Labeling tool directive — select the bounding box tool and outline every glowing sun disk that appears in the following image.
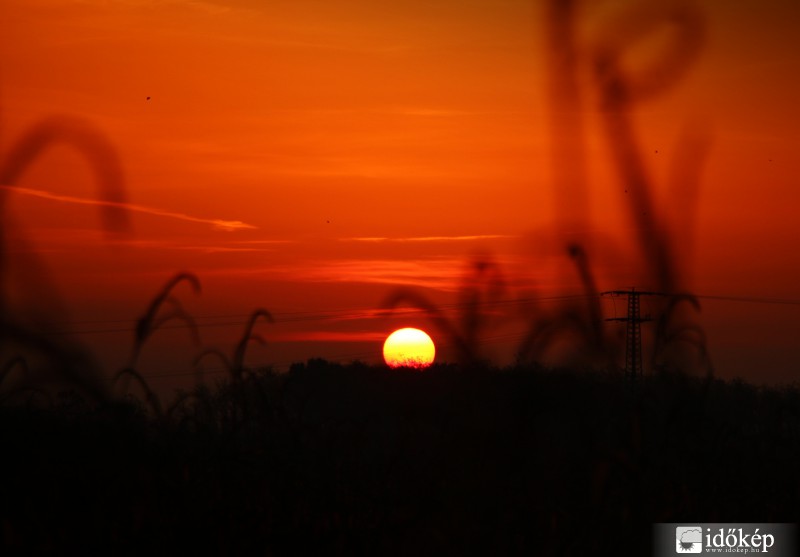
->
[383,328,435,369]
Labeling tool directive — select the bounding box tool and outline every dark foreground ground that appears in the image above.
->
[1,361,799,555]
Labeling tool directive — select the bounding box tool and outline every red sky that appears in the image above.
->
[1,0,799,390]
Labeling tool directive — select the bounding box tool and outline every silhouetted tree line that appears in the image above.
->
[1,361,798,555]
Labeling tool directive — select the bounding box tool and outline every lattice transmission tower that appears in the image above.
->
[601,288,666,379]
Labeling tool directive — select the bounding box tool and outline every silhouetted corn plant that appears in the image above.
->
[232,309,274,382]
[192,308,273,383]
[0,356,30,404]
[227,308,273,428]
[0,117,130,325]
[0,321,114,403]
[533,0,712,377]
[165,390,197,423]
[193,348,233,386]
[516,245,620,369]
[130,272,202,368]
[383,256,505,367]
[188,308,274,433]
[0,115,132,401]
[0,356,52,408]
[166,382,219,435]
[116,272,202,410]
[653,293,713,377]
[0,356,27,390]
[114,367,163,417]
[590,1,709,375]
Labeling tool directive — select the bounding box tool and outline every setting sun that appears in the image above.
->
[383,328,435,369]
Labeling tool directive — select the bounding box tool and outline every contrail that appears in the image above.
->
[0,185,256,231]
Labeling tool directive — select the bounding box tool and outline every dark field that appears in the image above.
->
[2,362,799,555]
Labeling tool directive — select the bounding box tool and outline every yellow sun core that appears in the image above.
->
[383,328,435,369]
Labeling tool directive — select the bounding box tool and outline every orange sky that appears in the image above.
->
[1,0,799,389]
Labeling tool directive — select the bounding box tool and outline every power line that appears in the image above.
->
[44,293,597,336]
[23,290,800,341]
[695,294,800,306]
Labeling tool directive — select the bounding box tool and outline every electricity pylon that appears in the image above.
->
[601,288,665,379]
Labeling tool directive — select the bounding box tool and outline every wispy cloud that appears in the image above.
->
[232,239,296,245]
[195,253,551,292]
[114,240,277,253]
[112,238,296,253]
[194,257,466,291]
[341,234,515,243]
[392,107,502,117]
[274,306,427,325]
[0,185,256,231]
[302,258,466,291]
[270,331,387,343]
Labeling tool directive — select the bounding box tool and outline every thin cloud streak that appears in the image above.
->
[194,257,467,291]
[0,185,256,231]
[110,238,291,253]
[271,331,387,343]
[195,254,550,292]
[274,306,427,325]
[303,258,467,291]
[342,234,515,243]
